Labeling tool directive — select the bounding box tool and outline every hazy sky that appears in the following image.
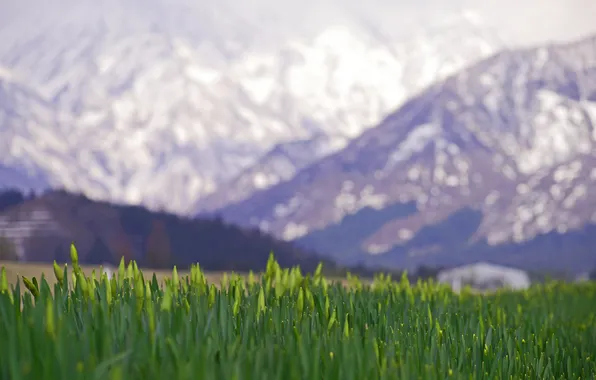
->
[423,0,596,46]
[227,0,596,47]
[1,0,594,48]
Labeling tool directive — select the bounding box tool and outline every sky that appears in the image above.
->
[0,0,594,49]
[435,0,596,46]
[221,0,596,47]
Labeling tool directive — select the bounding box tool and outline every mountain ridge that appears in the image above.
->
[0,188,340,273]
[210,34,596,274]
[0,3,502,213]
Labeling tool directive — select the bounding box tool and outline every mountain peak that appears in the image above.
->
[211,34,596,273]
[1,6,502,214]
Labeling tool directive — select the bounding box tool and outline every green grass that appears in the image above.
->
[0,245,595,380]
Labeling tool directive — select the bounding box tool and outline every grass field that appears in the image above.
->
[1,251,595,379]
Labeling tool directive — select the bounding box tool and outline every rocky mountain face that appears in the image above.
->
[192,17,503,213]
[213,35,596,274]
[0,77,59,192]
[0,0,501,213]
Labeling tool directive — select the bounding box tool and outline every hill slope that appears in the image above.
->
[0,189,330,273]
[212,35,596,274]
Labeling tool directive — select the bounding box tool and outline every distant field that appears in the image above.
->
[1,261,231,287]
[0,261,353,288]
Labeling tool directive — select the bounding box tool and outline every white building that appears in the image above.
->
[575,272,593,283]
[437,262,531,293]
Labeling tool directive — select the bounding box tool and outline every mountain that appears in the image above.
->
[0,72,58,191]
[0,0,501,213]
[211,35,596,274]
[0,189,336,273]
[193,15,503,212]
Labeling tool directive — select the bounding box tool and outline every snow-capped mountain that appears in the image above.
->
[212,35,596,273]
[194,15,503,212]
[0,0,501,213]
[0,71,62,191]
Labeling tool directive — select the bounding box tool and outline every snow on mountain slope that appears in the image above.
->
[0,71,64,190]
[192,14,503,212]
[214,35,596,263]
[0,1,501,213]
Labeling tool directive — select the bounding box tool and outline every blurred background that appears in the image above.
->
[1,0,596,287]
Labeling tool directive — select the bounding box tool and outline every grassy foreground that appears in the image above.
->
[0,244,595,380]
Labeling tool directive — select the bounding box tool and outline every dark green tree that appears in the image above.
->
[0,189,25,212]
[145,220,172,269]
[0,235,19,261]
[87,237,115,265]
[111,230,136,265]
